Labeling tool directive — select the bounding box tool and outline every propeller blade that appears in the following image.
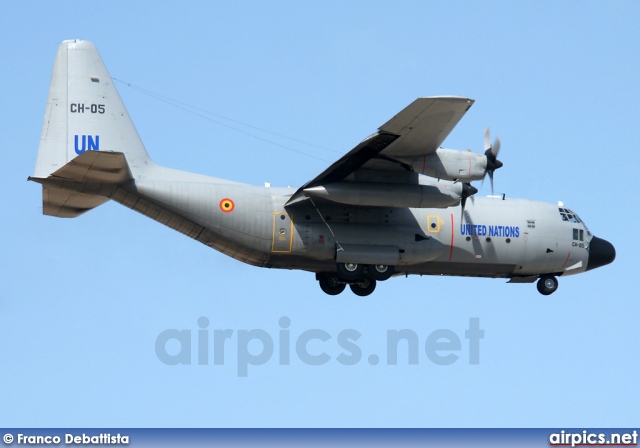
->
[484,127,491,152]
[461,196,467,221]
[492,136,501,158]
[489,171,494,194]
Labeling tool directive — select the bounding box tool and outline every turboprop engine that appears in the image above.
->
[398,148,487,182]
[303,178,477,209]
[397,128,503,189]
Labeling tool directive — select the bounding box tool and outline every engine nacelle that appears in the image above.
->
[303,179,466,208]
[398,148,487,182]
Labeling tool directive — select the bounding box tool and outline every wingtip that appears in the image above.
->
[422,95,475,104]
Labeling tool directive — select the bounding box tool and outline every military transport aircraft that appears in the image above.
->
[30,40,615,296]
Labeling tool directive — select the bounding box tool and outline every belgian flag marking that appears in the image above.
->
[220,198,235,213]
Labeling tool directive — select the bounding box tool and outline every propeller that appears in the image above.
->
[460,182,478,220]
[483,127,503,194]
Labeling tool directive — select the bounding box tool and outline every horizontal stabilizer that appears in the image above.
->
[50,150,133,183]
[42,186,109,218]
[30,151,133,218]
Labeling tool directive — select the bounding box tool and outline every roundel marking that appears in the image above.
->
[219,198,235,213]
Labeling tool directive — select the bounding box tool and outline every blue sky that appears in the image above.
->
[1,1,638,427]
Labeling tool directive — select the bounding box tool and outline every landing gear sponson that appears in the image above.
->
[317,263,396,296]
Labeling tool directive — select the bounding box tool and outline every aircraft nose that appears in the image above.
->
[586,236,616,271]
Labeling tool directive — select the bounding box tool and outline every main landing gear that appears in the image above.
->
[318,263,396,296]
[537,274,559,295]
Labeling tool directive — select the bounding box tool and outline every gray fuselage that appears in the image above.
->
[116,164,591,280]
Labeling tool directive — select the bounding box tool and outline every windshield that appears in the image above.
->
[558,208,581,223]
[559,207,591,236]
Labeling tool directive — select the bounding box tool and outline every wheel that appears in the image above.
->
[336,262,364,281]
[319,275,346,295]
[367,264,395,281]
[350,278,377,296]
[537,275,558,295]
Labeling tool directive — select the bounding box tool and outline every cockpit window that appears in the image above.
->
[559,208,582,223]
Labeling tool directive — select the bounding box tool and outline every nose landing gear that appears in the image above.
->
[537,275,559,295]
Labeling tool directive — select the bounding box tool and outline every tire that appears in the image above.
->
[367,264,395,281]
[350,278,377,297]
[537,275,558,295]
[336,262,364,281]
[319,275,346,295]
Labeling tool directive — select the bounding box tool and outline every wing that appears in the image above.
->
[379,96,474,157]
[287,96,474,207]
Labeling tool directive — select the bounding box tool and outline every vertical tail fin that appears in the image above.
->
[34,39,152,179]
